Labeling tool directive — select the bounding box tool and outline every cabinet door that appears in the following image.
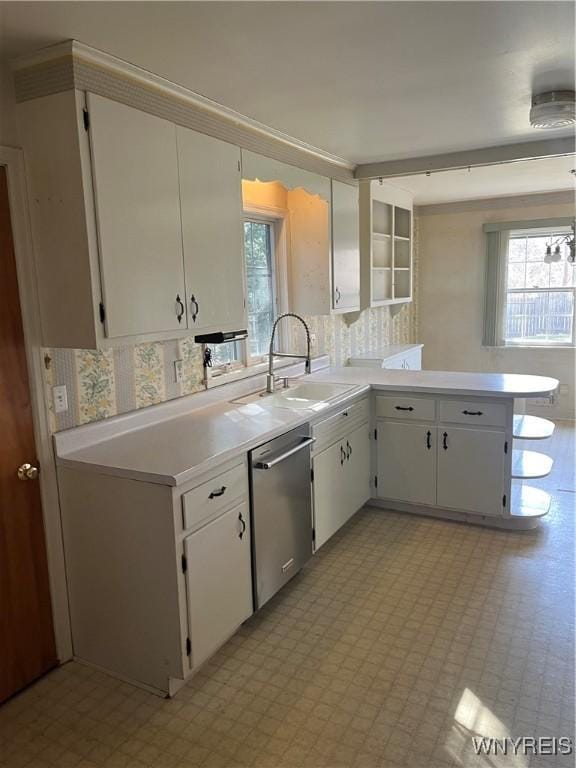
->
[437,427,505,516]
[331,180,360,311]
[87,94,186,338]
[184,502,253,668]
[312,440,348,550]
[344,423,370,515]
[376,422,436,505]
[177,128,246,334]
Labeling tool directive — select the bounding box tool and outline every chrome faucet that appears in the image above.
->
[266,313,312,393]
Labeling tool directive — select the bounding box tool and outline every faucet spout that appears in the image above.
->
[266,313,312,393]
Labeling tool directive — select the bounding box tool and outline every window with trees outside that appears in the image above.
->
[209,218,279,372]
[503,228,575,346]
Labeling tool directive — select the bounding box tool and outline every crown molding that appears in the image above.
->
[12,39,355,173]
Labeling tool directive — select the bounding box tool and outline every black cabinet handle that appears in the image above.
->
[395,406,414,412]
[238,512,246,540]
[426,430,432,450]
[175,294,185,324]
[340,445,346,466]
[462,410,483,416]
[190,295,199,322]
[442,432,448,450]
[335,286,341,304]
[209,486,226,499]
[346,440,352,460]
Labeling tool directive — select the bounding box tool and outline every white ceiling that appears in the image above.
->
[1,1,574,165]
[387,155,576,205]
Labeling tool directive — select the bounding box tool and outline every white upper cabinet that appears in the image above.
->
[18,89,248,348]
[87,94,186,338]
[177,128,246,335]
[360,180,414,309]
[331,180,360,312]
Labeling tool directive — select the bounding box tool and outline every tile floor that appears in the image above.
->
[0,423,574,768]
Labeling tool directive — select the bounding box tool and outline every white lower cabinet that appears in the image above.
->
[346,423,371,515]
[313,416,370,550]
[437,427,505,516]
[376,395,509,517]
[377,422,436,506]
[184,502,253,668]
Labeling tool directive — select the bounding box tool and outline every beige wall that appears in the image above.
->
[416,191,576,420]
[0,62,19,147]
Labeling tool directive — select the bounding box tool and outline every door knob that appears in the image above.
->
[17,463,39,481]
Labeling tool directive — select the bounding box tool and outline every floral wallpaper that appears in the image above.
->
[75,349,116,424]
[134,344,165,408]
[43,298,417,432]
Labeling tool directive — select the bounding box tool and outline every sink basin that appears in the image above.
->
[231,381,357,411]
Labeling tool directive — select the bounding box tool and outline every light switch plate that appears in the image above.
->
[174,359,184,384]
[53,385,68,413]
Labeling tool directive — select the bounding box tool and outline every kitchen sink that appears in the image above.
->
[231,381,357,411]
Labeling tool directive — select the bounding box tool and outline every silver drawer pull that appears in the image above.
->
[254,437,315,469]
[282,558,295,573]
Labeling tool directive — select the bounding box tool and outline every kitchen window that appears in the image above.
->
[209,215,286,376]
[483,219,576,348]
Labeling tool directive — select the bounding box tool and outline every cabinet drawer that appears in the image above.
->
[312,397,369,452]
[439,400,506,427]
[182,462,248,532]
[376,395,435,421]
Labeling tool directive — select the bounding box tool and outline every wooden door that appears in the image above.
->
[312,439,347,550]
[376,421,436,506]
[437,427,505,516]
[0,166,56,703]
[184,503,252,669]
[331,180,360,311]
[87,93,186,338]
[177,127,246,334]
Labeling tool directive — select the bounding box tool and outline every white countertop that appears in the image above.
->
[55,367,558,487]
[308,367,559,398]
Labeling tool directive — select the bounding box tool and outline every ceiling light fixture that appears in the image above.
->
[530,90,576,129]
[543,224,576,265]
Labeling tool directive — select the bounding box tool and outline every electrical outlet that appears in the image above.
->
[52,385,68,414]
[174,359,184,384]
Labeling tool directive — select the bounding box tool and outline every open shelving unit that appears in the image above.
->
[510,410,555,527]
[360,181,413,308]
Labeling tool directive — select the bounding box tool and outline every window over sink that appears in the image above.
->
[208,215,286,379]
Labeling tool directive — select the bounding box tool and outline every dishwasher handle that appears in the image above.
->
[253,437,315,470]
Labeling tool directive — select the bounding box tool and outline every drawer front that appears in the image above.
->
[439,400,507,427]
[182,462,248,532]
[312,397,369,453]
[376,395,435,421]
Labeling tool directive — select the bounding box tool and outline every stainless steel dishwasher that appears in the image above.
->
[249,425,314,609]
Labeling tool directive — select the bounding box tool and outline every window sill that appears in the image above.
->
[206,356,303,389]
[493,344,576,351]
